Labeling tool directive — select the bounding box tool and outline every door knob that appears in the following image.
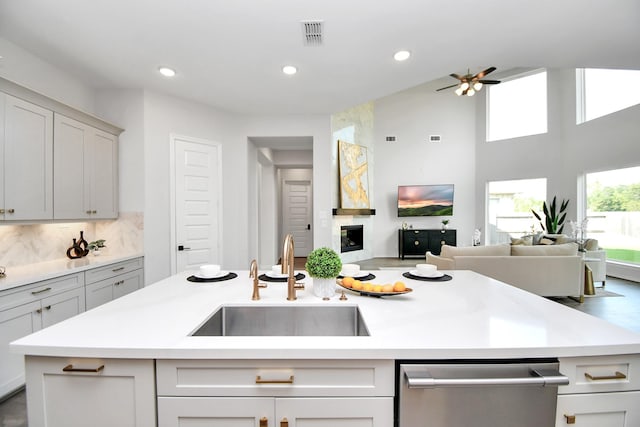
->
[307,224,311,230]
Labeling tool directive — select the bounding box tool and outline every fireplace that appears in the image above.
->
[341,225,364,253]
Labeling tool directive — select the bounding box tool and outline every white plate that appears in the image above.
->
[340,270,369,278]
[409,270,444,278]
[265,271,290,278]
[194,271,229,279]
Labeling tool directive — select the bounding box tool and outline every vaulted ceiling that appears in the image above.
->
[1,0,639,115]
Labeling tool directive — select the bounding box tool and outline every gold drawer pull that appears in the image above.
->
[112,266,125,272]
[255,375,294,384]
[280,418,289,427]
[564,414,576,424]
[584,371,626,381]
[259,417,268,427]
[63,364,105,373]
[31,287,52,295]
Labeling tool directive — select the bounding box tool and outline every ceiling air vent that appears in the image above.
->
[301,20,324,46]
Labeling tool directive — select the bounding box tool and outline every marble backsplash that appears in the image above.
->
[0,212,143,268]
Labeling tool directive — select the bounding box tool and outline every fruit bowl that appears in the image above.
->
[336,279,413,298]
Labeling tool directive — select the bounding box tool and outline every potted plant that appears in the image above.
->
[305,247,342,299]
[87,239,106,256]
[532,196,569,234]
[441,219,449,230]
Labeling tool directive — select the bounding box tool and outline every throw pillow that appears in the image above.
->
[441,244,511,258]
[511,242,579,256]
[511,235,533,246]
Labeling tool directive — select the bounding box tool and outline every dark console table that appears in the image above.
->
[398,229,456,259]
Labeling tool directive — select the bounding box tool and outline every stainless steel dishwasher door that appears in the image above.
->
[398,361,569,427]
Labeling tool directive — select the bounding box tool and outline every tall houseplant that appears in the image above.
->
[532,196,569,234]
[305,247,342,299]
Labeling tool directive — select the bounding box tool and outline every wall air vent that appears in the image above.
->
[301,20,324,46]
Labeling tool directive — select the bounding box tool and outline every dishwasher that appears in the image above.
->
[397,359,569,427]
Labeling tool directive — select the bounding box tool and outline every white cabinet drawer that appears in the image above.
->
[556,391,640,426]
[84,257,143,284]
[85,269,143,310]
[0,273,84,310]
[559,355,640,394]
[157,359,394,397]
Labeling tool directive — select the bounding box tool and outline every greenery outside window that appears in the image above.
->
[586,166,640,265]
[487,178,547,244]
[486,70,547,142]
[576,68,640,124]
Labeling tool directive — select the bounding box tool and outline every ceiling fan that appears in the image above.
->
[436,67,500,96]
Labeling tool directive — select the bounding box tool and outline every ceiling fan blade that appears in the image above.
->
[478,79,500,84]
[475,66,496,79]
[450,73,464,80]
[436,83,459,91]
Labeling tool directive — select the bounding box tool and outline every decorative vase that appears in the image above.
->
[313,278,337,299]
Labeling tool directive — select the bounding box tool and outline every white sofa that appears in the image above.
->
[426,243,584,299]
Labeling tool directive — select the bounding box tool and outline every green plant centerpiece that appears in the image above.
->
[305,247,342,299]
[532,196,569,234]
[87,239,106,255]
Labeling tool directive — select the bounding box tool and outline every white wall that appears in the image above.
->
[373,80,477,256]
[0,37,95,113]
[142,91,242,284]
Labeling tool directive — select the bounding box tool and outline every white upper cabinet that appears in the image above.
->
[0,93,54,221]
[54,114,118,219]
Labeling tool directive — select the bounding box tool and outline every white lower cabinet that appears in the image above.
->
[557,355,640,426]
[156,359,394,427]
[158,396,393,426]
[556,391,640,426]
[0,273,84,397]
[25,356,156,427]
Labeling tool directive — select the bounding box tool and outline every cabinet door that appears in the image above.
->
[2,94,53,220]
[25,356,156,427]
[40,287,85,328]
[276,397,393,426]
[0,301,41,397]
[53,114,91,219]
[158,397,273,427]
[556,391,640,427]
[90,128,118,218]
[113,269,143,300]
[86,269,143,310]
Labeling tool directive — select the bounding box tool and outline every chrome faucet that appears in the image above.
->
[250,259,266,300]
[282,234,303,300]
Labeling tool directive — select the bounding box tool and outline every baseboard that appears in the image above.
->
[607,261,640,283]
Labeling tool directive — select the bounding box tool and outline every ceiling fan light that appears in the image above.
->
[460,82,470,91]
[473,82,483,91]
[455,87,463,96]
[467,88,475,96]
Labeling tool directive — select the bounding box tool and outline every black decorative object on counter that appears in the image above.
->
[65,231,91,259]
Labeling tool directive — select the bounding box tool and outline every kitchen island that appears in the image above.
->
[11,269,640,426]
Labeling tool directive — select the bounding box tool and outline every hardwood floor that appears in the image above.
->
[2,259,639,426]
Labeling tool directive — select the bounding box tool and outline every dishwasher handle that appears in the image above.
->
[405,368,569,388]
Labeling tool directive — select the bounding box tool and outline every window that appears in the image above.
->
[577,68,640,124]
[487,70,547,141]
[585,166,640,265]
[487,178,547,245]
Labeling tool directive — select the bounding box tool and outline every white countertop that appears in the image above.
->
[0,253,144,291]
[11,269,640,360]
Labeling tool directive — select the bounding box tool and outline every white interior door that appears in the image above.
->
[282,180,313,257]
[171,135,222,274]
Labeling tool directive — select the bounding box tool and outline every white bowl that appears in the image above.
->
[199,264,221,278]
[341,263,360,277]
[272,264,283,275]
[416,263,437,276]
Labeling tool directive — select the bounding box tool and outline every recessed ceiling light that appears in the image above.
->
[158,66,176,77]
[282,65,298,75]
[393,50,411,61]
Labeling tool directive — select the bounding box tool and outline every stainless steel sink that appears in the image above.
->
[191,305,370,336]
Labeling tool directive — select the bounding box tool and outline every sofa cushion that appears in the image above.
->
[511,235,533,246]
[511,242,579,256]
[441,244,511,258]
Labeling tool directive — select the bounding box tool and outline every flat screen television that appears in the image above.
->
[397,184,454,217]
